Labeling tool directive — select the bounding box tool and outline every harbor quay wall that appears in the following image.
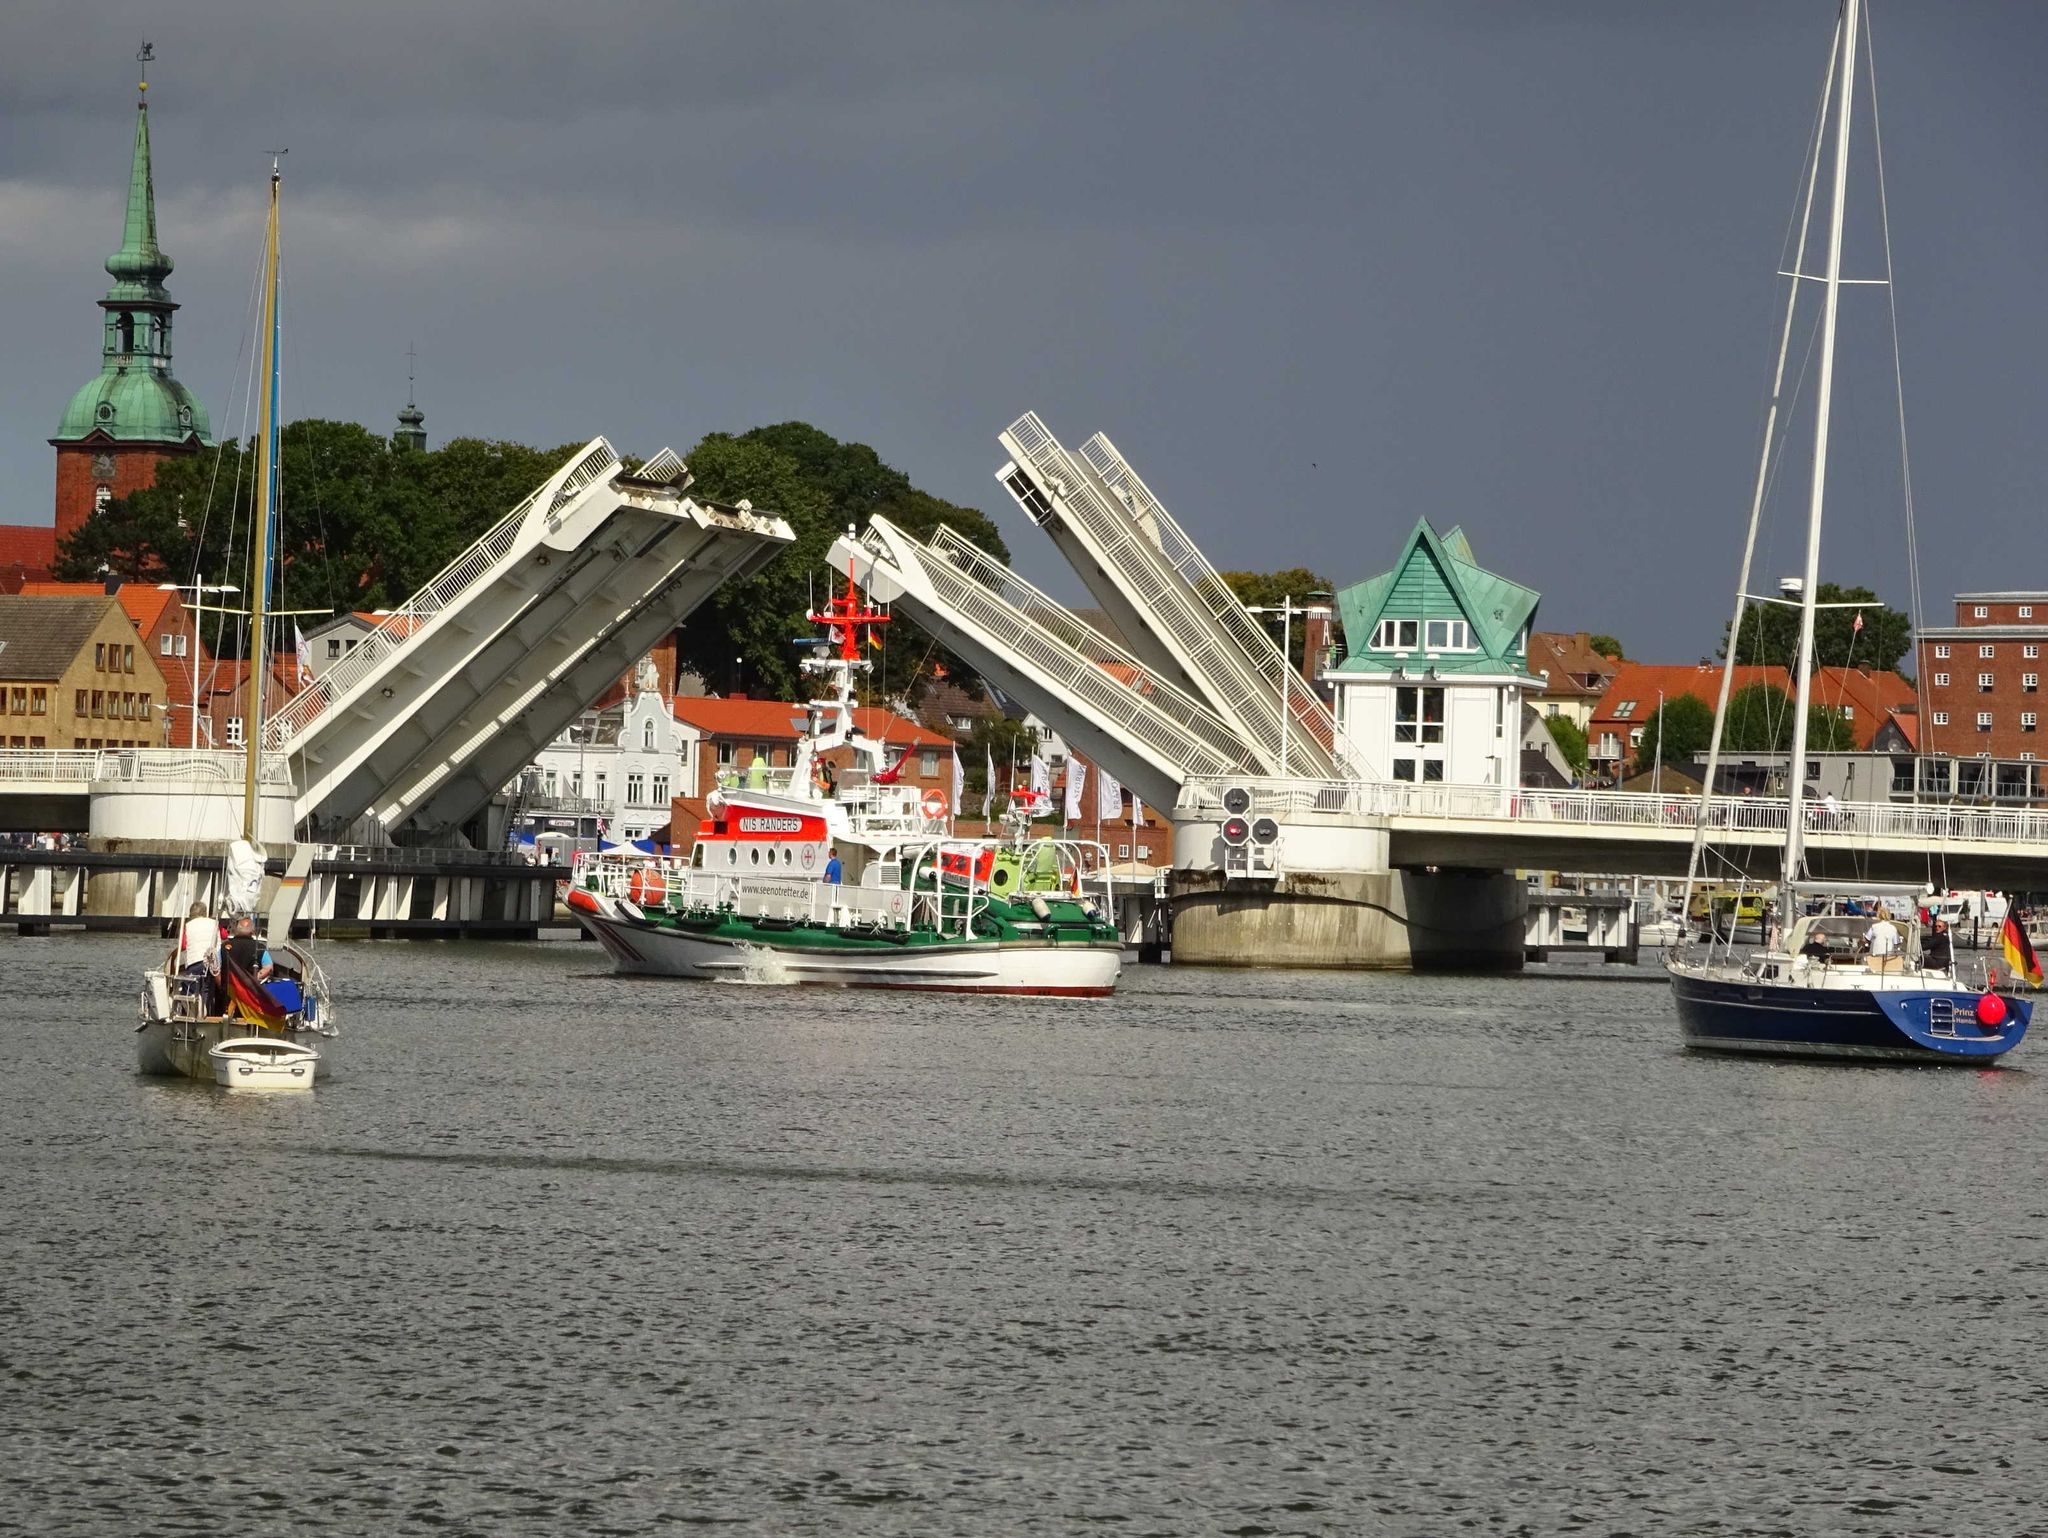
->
[1169,867,1526,971]
[1,841,568,938]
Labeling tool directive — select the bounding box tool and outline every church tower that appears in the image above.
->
[394,344,427,453]
[50,46,213,543]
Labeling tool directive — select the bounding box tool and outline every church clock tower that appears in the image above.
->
[50,45,213,543]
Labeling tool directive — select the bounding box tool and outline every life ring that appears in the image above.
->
[921,788,949,819]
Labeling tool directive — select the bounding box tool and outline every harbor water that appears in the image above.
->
[3,936,2045,1535]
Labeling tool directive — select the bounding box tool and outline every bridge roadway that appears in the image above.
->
[1179,777,2048,889]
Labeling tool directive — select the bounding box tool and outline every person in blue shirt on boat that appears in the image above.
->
[824,852,843,886]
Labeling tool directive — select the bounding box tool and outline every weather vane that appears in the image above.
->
[137,40,153,96]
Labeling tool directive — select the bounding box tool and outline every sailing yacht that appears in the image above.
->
[1667,0,2030,1063]
[135,160,337,1082]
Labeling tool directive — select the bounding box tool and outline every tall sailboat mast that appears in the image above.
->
[1779,0,1860,917]
[241,158,282,839]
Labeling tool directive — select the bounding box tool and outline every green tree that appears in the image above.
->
[1721,681,1856,754]
[1221,567,1336,668]
[1588,634,1625,661]
[1635,693,1715,771]
[677,423,1011,703]
[1720,584,1911,673]
[1543,713,1589,776]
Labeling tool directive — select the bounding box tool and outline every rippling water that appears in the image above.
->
[3,934,2044,1535]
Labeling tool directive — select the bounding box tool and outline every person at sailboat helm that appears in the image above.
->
[1864,907,1902,971]
[226,914,274,983]
[1923,917,1954,973]
[173,901,221,996]
[1801,924,1833,961]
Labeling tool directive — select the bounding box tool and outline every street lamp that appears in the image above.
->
[1246,591,1334,775]
[157,580,239,747]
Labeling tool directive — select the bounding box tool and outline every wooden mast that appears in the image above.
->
[241,159,281,840]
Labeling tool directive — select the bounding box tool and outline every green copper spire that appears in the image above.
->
[53,44,212,448]
[104,59,173,300]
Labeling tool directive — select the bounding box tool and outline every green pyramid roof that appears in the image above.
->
[1332,518,1541,679]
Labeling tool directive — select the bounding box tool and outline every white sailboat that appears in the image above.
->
[135,159,336,1083]
[1666,0,2030,1063]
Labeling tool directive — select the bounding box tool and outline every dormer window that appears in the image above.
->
[1423,619,1472,651]
[1372,619,1419,651]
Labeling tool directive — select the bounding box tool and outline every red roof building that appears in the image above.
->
[0,527,59,593]
[1587,661,1917,782]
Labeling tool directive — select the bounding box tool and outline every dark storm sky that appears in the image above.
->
[2,1,2043,657]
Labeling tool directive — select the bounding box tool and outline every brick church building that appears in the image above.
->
[0,61,211,592]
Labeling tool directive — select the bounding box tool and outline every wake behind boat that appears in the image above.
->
[568,568,1123,994]
[1665,0,2030,1064]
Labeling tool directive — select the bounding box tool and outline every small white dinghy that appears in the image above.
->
[208,1037,320,1093]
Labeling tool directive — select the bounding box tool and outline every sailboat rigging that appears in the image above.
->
[135,158,337,1086]
[1666,0,2030,1064]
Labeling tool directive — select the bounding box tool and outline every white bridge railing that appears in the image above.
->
[262,437,623,750]
[1179,775,2048,849]
[0,748,292,787]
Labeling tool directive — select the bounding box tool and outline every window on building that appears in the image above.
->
[1137,844,1151,860]
[2023,606,2035,619]
[717,741,735,767]
[1423,760,1445,782]
[652,773,669,803]
[1392,758,1417,781]
[74,690,86,715]
[1934,673,1950,687]
[327,639,341,658]
[544,770,558,796]
[175,634,188,658]
[1980,673,1996,691]
[1959,760,1989,797]
[1932,712,1950,727]
[2026,675,2040,693]
[94,643,106,670]
[160,634,173,656]
[1920,759,1952,795]
[1934,644,1951,659]
[1981,645,1997,659]
[2026,713,2039,733]
[1611,701,1637,719]
[920,749,939,776]
[1977,712,1994,732]
[89,690,102,718]
[30,689,45,716]
[1394,686,1445,744]
[1545,703,1560,718]
[1423,618,1472,651]
[1372,618,1420,651]
[123,645,134,672]
[1890,758,1915,795]
[2026,753,2039,763]
[1117,844,1131,858]
[755,743,770,768]
[1974,605,1989,619]
[627,772,645,804]
[594,772,608,801]
[569,772,582,797]
[225,716,244,747]
[643,720,655,750]
[1595,733,1621,760]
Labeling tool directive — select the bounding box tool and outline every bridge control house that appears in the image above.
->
[1321,520,1541,785]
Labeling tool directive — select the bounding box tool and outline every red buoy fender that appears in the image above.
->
[1977,992,2008,1028]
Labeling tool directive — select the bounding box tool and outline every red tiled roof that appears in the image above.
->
[673,695,954,749]
[1594,661,1916,751]
[0,525,58,582]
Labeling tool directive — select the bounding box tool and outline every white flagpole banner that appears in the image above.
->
[1029,754,1050,800]
[951,749,964,823]
[1064,760,1087,823]
[984,746,996,820]
[1095,764,1122,822]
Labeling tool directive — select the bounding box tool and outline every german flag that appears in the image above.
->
[223,950,288,1031]
[2002,914,2043,990]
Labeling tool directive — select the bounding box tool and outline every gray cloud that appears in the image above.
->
[3,0,2045,658]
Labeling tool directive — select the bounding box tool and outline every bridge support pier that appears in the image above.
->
[1168,867,1526,971]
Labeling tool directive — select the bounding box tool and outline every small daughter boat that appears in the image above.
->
[207,1036,320,1092]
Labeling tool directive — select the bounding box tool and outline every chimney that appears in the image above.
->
[103,576,122,597]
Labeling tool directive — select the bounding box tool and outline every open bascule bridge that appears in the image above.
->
[833,411,2048,969]
[1,439,795,934]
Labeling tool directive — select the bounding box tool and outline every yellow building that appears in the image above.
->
[0,595,169,748]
